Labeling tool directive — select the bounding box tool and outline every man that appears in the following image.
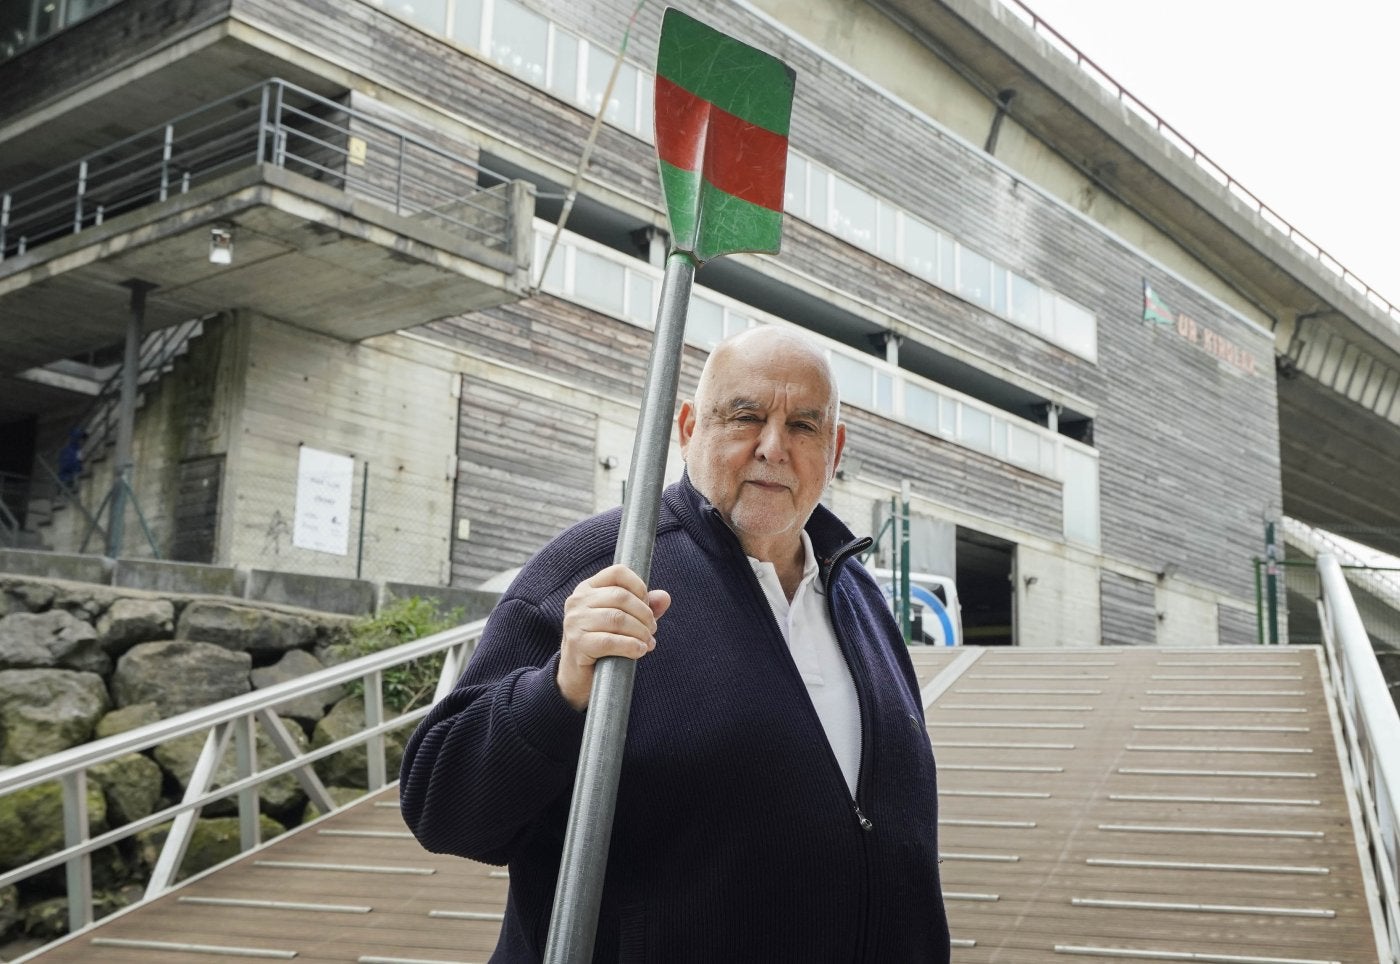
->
[400,327,949,962]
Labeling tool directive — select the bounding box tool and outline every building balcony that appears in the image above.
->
[0,79,534,422]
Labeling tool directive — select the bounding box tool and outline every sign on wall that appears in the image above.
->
[293,446,354,555]
[1143,280,1258,376]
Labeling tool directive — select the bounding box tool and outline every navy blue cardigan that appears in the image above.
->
[400,478,949,962]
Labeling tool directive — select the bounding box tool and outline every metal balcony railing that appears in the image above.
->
[997,0,1400,330]
[0,616,484,951]
[0,78,516,262]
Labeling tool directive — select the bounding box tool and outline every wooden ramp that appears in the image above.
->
[910,645,1383,963]
[29,647,1383,963]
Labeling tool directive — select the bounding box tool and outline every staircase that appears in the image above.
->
[20,315,209,544]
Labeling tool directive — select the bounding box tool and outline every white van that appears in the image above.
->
[864,566,963,647]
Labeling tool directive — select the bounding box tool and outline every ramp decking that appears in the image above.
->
[910,646,1382,963]
[28,647,1383,963]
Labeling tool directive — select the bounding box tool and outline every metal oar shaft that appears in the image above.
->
[543,251,697,964]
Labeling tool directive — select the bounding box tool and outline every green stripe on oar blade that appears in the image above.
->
[654,8,795,262]
[656,9,794,134]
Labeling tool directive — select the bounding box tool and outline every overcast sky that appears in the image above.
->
[1009,0,1400,310]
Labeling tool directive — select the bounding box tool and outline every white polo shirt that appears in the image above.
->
[748,531,862,794]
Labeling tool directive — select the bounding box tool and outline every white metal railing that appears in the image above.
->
[1,616,486,960]
[1317,553,1400,962]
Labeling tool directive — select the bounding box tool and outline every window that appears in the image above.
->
[534,234,565,290]
[876,202,897,260]
[547,30,578,99]
[1052,295,1097,361]
[902,218,937,281]
[626,273,654,326]
[450,0,484,46]
[936,233,956,291]
[957,246,992,310]
[875,372,893,414]
[1060,446,1101,548]
[490,0,548,86]
[573,249,624,313]
[784,154,809,219]
[782,153,1098,362]
[961,405,991,450]
[905,383,938,433]
[588,52,638,128]
[1009,272,1040,329]
[831,176,877,248]
[830,352,875,409]
[689,297,724,350]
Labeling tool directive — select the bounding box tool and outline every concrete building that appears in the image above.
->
[3,0,1394,645]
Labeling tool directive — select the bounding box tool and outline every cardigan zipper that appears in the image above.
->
[821,535,878,963]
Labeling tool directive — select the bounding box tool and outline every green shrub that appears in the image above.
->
[345,597,463,714]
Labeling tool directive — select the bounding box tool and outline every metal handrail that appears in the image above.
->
[996,0,1400,329]
[0,615,485,952]
[1,78,517,262]
[1317,553,1400,961]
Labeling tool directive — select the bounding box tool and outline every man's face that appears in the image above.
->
[678,335,845,560]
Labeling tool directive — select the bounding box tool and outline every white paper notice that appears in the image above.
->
[293,446,354,555]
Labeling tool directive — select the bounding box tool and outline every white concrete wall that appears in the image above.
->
[1155,581,1221,647]
[1014,542,1102,647]
[222,314,459,585]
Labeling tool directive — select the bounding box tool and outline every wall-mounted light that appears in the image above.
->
[209,224,234,265]
[599,456,620,470]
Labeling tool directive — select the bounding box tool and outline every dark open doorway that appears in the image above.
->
[956,527,1015,645]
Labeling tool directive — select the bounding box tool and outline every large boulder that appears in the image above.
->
[97,598,175,656]
[0,781,107,874]
[0,610,109,675]
[52,584,123,623]
[135,814,285,882]
[3,581,55,614]
[0,670,110,765]
[250,649,344,725]
[312,695,406,789]
[90,753,164,826]
[178,601,316,659]
[153,722,311,820]
[94,703,161,740]
[111,640,251,717]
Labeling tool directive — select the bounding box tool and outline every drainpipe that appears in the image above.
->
[984,89,1017,155]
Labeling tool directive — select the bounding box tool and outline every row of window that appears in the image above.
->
[785,155,1097,360]
[365,0,1098,362]
[533,226,1101,548]
[373,0,653,137]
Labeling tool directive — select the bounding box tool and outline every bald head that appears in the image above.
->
[695,327,841,424]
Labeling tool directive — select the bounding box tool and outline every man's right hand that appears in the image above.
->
[557,564,671,711]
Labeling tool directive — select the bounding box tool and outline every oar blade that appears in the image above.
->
[654,8,796,263]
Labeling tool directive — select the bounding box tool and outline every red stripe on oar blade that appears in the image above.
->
[655,76,788,213]
[654,76,708,175]
[702,109,787,212]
